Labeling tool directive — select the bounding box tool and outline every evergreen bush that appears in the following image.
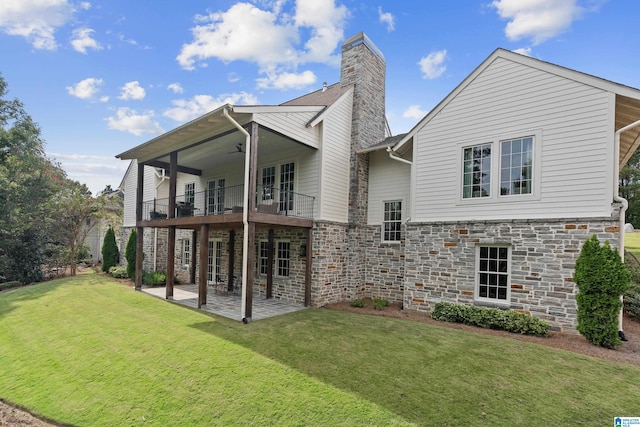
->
[431,302,550,337]
[101,227,119,273]
[574,235,631,348]
[125,229,137,279]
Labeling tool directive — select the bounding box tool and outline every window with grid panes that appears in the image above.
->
[476,246,510,302]
[277,241,290,277]
[383,201,402,242]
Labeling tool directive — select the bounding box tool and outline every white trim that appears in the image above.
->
[381,199,403,243]
[456,129,542,205]
[474,244,511,306]
[207,238,223,284]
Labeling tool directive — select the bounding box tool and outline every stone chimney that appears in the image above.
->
[340,32,386,298]
[340,32,386,227]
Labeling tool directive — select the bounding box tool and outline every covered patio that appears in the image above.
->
[142,284,307,321]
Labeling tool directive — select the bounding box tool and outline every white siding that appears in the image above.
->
[413,57,614,222]
[122,160,138,227]
[253,111,320,148]
[368,150,411,224]
[318,91,353,222]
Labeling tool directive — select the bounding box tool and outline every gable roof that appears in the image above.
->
[281,82,349,107]
[392,48,640,167]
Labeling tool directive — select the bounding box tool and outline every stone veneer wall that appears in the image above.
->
[120,227,168,274]
[170,227,310,305]
[311,221,351,306]
[403,218,620,333]
[363,225,405,303]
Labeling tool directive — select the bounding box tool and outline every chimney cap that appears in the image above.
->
[322,82,327,92]
[342,32,385,60]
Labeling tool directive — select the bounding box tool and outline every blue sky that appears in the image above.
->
[1,0,638,194]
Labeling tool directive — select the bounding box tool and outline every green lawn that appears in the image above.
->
[1,272,640,426]
[626,231,640,260]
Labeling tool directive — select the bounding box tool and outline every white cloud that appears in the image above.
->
[418,49,447,79]
[176,3,297,70]
[163,92,259,123]
[48,152,129,195]
[66,77,104,100]
[106,107,164,136]
[167,83,183,94]
[256,70,316,89]
[227,72,240,83]
[403,105,427,119]
[378,7,395,32]
[118,81,146,100]
[80,2,91,10]
[177,0,347,89]
[70,27,102,54]
[294,0,348,64]
[0,0,75,49]
[513,47,532,56]
[491,0,583,45]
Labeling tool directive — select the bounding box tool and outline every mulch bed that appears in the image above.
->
[324,300,640,366]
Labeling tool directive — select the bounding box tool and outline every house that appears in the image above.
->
[84,188,124,264]
[117,32,640,332]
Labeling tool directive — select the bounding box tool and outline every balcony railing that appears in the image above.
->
[143,184,315,221]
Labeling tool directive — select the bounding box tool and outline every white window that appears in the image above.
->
[259,241,270,275]
[261,166,276,201]
[500,137,533,196]
[184,182,195,205]
[207,178,225,214]
[476,245,510,303]
[460,132,539,202]
[383,201,402,242]
[279,162,295,211]
[207,240,223,283]
[277,241,290,277]
[463,144,491,199]
[182,239,191,266]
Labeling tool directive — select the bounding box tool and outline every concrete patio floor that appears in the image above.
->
[141,284,307,321]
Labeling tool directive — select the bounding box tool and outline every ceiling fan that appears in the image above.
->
[227,142,245,154]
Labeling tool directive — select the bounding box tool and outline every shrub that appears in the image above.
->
[574,235,631,348]
[109,266,128,279]
[372,298,389,310]
[125,229,137,280]
[349,298,365,308]
[101,227,119,273]
[431,302,550,337]
[143,271,167,286]
[0,281,23,291]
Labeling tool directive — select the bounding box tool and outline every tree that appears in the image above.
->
[101,227,119,272]
[50,179,105,276]
[125,229,137,279]
[0,74,62,283]
[620,149,640,228]
[574,235,631,348]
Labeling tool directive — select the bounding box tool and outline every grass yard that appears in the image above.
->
[1,272,640,426]
[626,231,640,260]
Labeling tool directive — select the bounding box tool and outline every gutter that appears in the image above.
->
[614,118,640,339]
[386,146,412,165]
[223,107,251,322]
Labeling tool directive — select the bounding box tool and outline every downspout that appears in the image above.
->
[386,146,412,224]
[153,168,168,271]
[223,107,251,321]
[614,118,640,339]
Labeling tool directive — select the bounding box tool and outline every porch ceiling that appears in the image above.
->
[151,126,309,173]
[116,104,316,173]
[617,94,640,167]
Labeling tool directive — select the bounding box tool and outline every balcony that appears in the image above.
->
[142,184,315,222]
